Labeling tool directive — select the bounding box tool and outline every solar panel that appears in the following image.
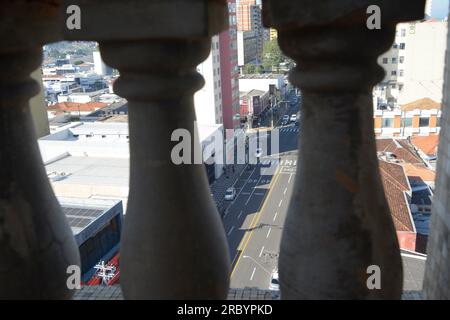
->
[62,206,106,231]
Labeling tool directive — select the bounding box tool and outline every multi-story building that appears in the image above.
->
[194,35,223,125]
[236,0,263,62]
[219,0,241,130]
[237,30,259,67]
[374,98,442,137]
[377,19,447,107]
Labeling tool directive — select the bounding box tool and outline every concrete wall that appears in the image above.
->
[423,9,450,299]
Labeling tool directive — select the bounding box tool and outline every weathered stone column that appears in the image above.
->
[63,0,231,299]
[262,0,425,299]
[0,1,80,299]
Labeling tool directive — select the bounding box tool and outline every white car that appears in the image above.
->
[290,114,297,122]
[269,271,279,291]
[224,187,236,201]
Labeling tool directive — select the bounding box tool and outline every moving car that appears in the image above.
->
[290,114,297,123]
[269,271,279,291]
[224,187,236,201]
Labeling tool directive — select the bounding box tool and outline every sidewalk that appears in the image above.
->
[209,163,247,215]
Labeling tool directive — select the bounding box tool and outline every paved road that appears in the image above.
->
[221,94,301,290]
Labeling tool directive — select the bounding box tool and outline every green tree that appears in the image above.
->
[262,39,284,72]
[243,64,257,74]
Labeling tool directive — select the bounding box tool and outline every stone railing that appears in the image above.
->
[0,0,427,299]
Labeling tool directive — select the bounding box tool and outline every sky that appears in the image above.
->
[432,0,449,19]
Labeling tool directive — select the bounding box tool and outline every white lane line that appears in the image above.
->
[227,226,234,236]
[273,212,278,222]
[266,228,271,239]
[250,267,256,281]
[238,210,243,219]
[245,176,262,206]
[259,246,265,257]
[283,187,287,195]
[278,199,283,207]
[288,173,293,184]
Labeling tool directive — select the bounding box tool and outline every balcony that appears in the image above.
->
[1,0,449,300]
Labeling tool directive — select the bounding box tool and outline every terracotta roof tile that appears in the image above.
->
[379,160,414,232]
[48,102,107,112]
[400,98,441,112]
[376,138,423,164]
[410,135,439,157]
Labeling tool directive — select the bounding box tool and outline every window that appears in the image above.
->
[399,70,404,77]
[391,71,397,76]
[393,44,398,49]
[382,58,388,64]
[401,117,412,127]
[419,117,430,127]
[399,43,406,50]
[399,56,405,64]
[382,118,394,128]
[392,57,397,64]
[401,29,406,37]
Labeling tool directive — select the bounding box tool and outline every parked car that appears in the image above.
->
[281,115,289,125]
[290,114,297,122]
[269,271,279,291]
[224,187,236,201]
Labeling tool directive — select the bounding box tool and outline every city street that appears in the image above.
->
[220,94,300,290]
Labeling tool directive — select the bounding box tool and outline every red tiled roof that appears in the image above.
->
[403,163,436,183]
[376,138,423,164]
[400,98,441,112]
[379,161,415,232]
[48,102,107,112]
[411,135,439,157]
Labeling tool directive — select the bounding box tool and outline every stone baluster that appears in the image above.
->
[0,1,80,299]
[62,0,231,299]
[262,0,426,299]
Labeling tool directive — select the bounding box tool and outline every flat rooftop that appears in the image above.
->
[46,155,129,187]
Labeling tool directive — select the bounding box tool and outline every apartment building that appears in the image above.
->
[194,35,223,125]
[377,19,447,107]
[236,0,263,61]
[374,98,442,137]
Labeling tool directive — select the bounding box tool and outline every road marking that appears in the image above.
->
[259,246,265,257]
[278,200,283,207]
[283,187,287,195]
[288,174,293,184]
[238,210,243,219]
[245,176,262,206]
[231,166,282,278]
[266,228,271,239]
[273,212,278,222]
[250,267,256,281]
[227,226,234,236]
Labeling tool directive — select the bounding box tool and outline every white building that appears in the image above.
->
[57,89,108,103]
[238,74,286,96]
[194,35,223,126]
[377,19,448,107]
[93,51,113,76]
[39,121,225,211]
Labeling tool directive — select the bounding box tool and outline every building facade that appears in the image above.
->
[377,19,447,107]
[219,0,241,130]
